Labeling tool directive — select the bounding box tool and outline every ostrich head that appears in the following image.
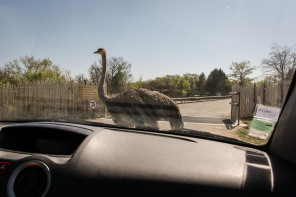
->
[94,48,106,55]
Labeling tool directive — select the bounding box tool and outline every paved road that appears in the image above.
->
[175,99,240,138]
[179,99,231,124]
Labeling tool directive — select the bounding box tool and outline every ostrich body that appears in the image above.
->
[94,48,184,130]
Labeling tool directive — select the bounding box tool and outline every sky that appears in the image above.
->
[0,0,296,81]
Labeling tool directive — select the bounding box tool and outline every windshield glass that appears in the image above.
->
[1,0,295,145]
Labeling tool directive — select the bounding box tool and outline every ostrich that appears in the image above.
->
[94,48,184,130]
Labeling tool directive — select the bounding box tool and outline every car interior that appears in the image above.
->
[0,72,296,197]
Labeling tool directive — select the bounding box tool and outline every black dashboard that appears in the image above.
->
[0,122,295,196]
[0,124,91,155]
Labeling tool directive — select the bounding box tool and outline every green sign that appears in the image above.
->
[248,104,280,139]
[250,118,274,133]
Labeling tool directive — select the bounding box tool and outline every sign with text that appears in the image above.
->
[248,118,275,139]
[248,104,281,140]
[255,104,281,122]
[78,85,99,99]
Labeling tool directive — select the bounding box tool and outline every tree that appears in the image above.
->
[0,69,14,85]
[170,75,190,96]
[229,60,255,86]
[262,43,296,102]
[88,62,102,86]
[262,43,296,82]
[89,56,133,94]
[183,73,199,96]
[0,56,71,85]
[127,76,149,89]
[75,74,89,85]
[197,72,206,95]
[256,76,278,87]
[206,68,231,95]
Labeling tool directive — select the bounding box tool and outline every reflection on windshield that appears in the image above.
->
[0,1,295,145]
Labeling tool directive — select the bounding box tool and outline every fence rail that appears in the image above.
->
[0,83,104,121]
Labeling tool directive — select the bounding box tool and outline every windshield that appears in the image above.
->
[1,0,295,145]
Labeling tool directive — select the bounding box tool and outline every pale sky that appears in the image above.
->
[0,0,295,81]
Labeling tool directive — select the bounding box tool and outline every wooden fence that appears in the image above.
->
[0,83,105,121]
[232,81,291,119]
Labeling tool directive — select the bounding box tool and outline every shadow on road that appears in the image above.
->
[223,119,238,130]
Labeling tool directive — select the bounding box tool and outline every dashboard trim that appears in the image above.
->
[7,160,51,197]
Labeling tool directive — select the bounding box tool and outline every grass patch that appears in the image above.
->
[236,119,268,145]
[236,128,249,137]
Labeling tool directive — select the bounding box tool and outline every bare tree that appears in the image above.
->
[262,43,296,82]
[75,74,89,85]
[262,43,296,102]
[89,57,132,94]
[88,62,102,86]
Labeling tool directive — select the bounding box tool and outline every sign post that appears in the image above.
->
[229,91,240,125]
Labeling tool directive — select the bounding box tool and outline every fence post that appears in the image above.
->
[238,91,240,125]
[230,86,240,125]
[263,84,266,105]
[280,81,284,105]
[253,83,257,104]
[253,83,257,114]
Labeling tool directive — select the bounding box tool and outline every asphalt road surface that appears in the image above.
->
[179,99,231,124]
[175,99,240,138]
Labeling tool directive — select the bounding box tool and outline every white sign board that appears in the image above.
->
[248,104,281,140]
[255,104,281,121]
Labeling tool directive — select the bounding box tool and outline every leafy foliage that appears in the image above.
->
[0,56,71,85]
[206,68,231,95]
[183,73,199,96]
[197,72,206,95]
[255,76,278,87]
[127,76,149,89]
[170,75,190,95]
[229,60,255,86]
[127,73,198,96]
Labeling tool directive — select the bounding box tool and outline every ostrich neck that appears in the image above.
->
[98,52,109,103]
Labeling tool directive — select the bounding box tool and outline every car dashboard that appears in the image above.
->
[0,122,295,197]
